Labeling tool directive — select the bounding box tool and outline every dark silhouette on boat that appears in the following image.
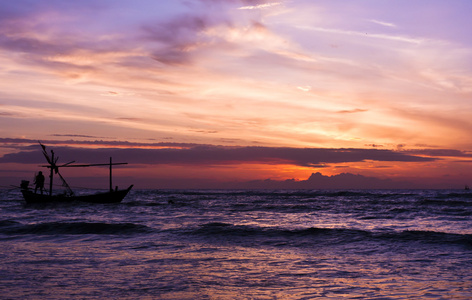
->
[20,142,133,204]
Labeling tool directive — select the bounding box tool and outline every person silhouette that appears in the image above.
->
[34,171,45,194]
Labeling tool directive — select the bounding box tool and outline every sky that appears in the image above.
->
[1,0,472,189]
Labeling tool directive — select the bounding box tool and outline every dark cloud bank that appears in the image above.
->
[0,138,451,189]
[0,139,435,166]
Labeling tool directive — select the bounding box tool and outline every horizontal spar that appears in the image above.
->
[41,163,128,168]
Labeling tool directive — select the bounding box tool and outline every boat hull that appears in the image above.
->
[21,185,133,204]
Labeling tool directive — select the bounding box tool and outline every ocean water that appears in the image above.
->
[0,189,471,299]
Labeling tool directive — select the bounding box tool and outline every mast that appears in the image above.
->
[49,150,54,196]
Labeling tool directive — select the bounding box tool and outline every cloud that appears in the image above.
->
[49,134,109,139]
[337,108,368,114]
[369,19,397,28]
[404,149,472,158]
[238,2,282,10]
[0,112,15,116]
[139,0,301,69]
[297,86,312,92]
[297,25,422,44]
[143,15,211,65]
[237,172,412,190]
[0,139,436,167]
[0,138,195,149]
[198,0,270,5]
[0,1,144,80]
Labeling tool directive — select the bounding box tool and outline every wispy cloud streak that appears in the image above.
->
[297,25,422,44]
[238,2,282,10]
[369,19,397,28]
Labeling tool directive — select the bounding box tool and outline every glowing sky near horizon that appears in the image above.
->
[1,0,472,187]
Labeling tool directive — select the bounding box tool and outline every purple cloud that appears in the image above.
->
[0,138,435,167]
[404,149,472,158]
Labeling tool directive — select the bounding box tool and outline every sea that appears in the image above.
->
[0,188,471,299]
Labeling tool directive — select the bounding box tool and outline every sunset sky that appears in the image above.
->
[1,0,472,189]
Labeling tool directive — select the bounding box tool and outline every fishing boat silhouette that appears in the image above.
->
[20,142,133,204]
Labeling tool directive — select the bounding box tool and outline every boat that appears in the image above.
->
[20,142,133,204]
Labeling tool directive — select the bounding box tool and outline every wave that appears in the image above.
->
[436,192,472,200]
[379,230,472,246]
[193,222,371,241]
[191,222,472,248]
[0,220,152,235]
[145,189,418,198]
[419,198,472,207]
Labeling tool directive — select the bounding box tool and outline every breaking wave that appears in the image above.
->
[190,222,472,248]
